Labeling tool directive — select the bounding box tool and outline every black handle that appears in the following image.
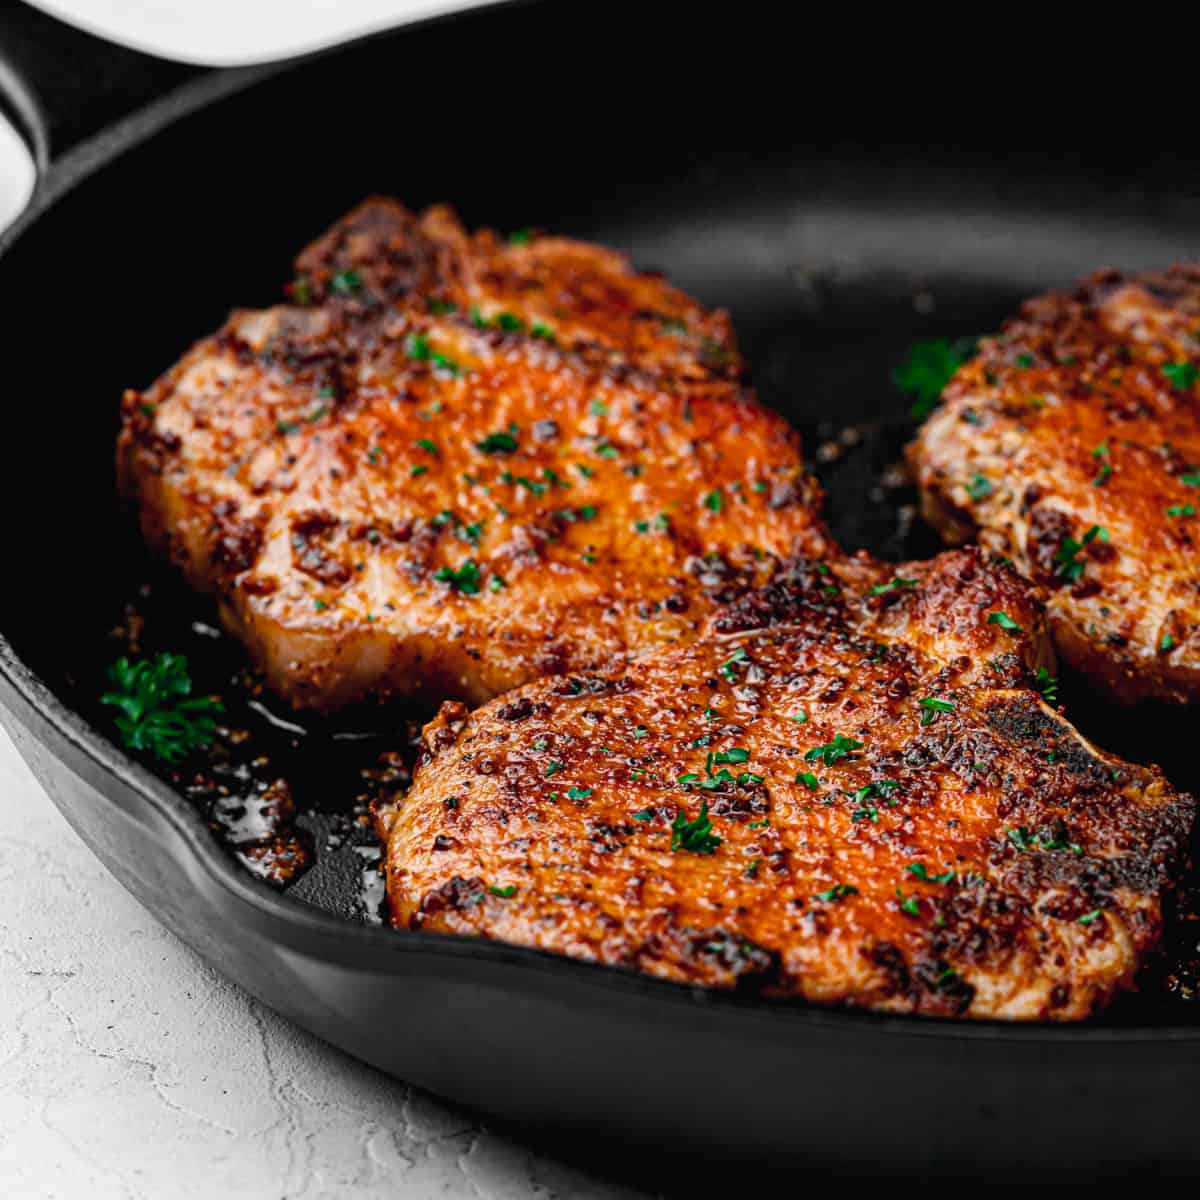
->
[0,0,199,170]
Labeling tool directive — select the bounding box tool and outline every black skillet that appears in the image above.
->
[3,1,1200,1183]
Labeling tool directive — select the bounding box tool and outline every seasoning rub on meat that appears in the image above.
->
[118,200,831,710]
[378,549,1194,1020]
[909,266,1200,704]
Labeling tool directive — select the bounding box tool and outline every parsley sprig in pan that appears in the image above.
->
[894,337,977,422]
[101,653,222,763]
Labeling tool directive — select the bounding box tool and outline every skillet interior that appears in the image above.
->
[4,3,1200,1174]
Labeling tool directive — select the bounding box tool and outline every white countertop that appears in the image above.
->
[0,7,651,1196]
[0,727,647,1199]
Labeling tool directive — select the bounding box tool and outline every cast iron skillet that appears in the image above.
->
[3,1,1200,1182]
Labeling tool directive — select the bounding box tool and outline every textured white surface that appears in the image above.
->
[0,735,646,1198]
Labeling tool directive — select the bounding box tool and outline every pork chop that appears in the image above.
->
[118,202,830,710]
[908,266,1200,704]
[378,548,1194,1020]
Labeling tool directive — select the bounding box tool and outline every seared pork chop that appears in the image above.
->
[292,198,744,382]
[118,202,830,710]
[909,266,1200,704]
[378,548,1194,1020]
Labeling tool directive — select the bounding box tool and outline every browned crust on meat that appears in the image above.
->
[117,201,830,711]
[908,265,1200,704]
[381,548,1194,1020]
[292,198,744,382]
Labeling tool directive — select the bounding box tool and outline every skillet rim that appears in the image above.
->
[1,7,1197,1048]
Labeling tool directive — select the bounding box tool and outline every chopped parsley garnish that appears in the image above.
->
[1013,353,1034,368]
[718,647,749,681]
[1160,632,1175,653]
[679,746,762,793]
[415,437,439,456]
[515,475,547,497]
[894,337,977,421]
[790,711,809,724]
[796,771,821,791]
[405,332,461,376]
[479,309,527,332]
[545,761,565,776]
[1036,667,1059,703]
[896,888,922,917]
[713,747,750,765]
[476,430,519,454]
[1091,442,1112,487]
[703,489,723,514]
[566,786,592,801]
[1007,825,1036,851]
[815,884,858,903]
[906,863,956,884]
[632,809,654,821]
[935,968,963,992]
[1166,503,1196,518]
[508,228,533,245]
[966,473,992,501]
[671,802,721,854]
[633,513,671,534]
[987,611,1024,634]
[594,439,619,459]
[869,576,918,596]
[1054,525,1108,583]
[489,575,506,593]
[1007,825,1082,855]
[488,884,517,898]
[101,653,222,763]
[804,734,863,766]
[434,559,482,594]
[330,269,363,294]
[1180,470,1200,487]
[1077,909,1103,925]
[918,697,954,725]
[410,465,429,478]
[1162,361,1199,390]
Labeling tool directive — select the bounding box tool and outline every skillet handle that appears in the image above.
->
[0,0,198,171]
